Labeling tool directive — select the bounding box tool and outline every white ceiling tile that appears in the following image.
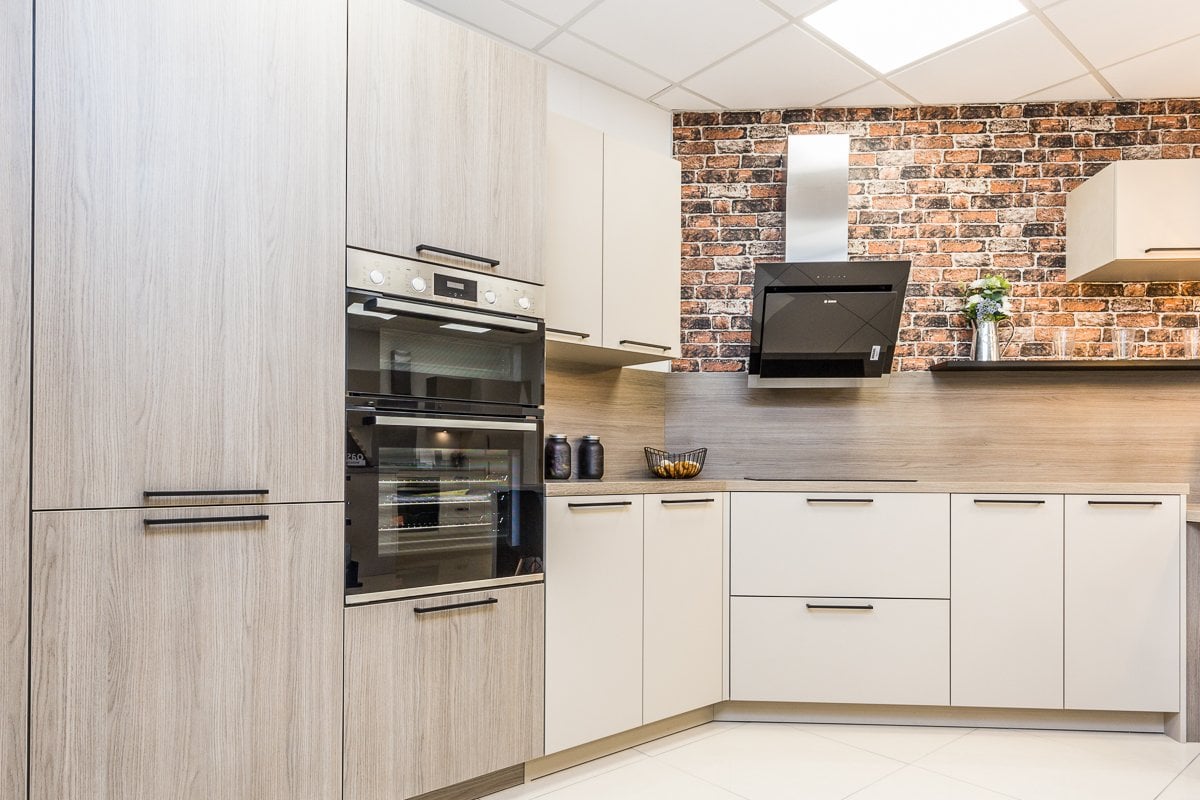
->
[504,0,596,26]
[890,17,1086,103]
[1018,73,1113,102]
[540,32,672,98]
[415,0,556,49]
[569,0,788,81]
[768,0,831,16]
[1044,0,1200,68]
[651,85,722,111]
[827,81,914,107]
[1102,33,1200,98]
[684,25,872,109]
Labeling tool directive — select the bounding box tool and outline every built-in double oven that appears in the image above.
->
[344,247,545,603]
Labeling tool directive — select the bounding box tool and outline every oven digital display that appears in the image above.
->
[434,273,477,301]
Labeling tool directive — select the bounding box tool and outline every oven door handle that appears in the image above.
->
[366,415,539,432]
[364,296,539,332]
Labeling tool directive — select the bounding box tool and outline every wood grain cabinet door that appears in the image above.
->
[343,585,545,800]
[348,0,546,285]
[32,0,345,510]
[30,503,343,800]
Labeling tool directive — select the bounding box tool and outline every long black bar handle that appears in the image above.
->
[144,489,269,498]
[619,339,672,351]
[973,499,1046,505]
[547,328,591,340]
[1145,247,1200,253]
[806,498,874,504]
[144,514,270,527]
[567,501,634,509]
[806,603,874,611]
[415,244,500,268]
[414,597,498,615]
[661,498,716,505]
[1087,500,1163,506]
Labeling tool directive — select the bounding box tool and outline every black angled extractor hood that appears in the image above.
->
[749,260,911,388]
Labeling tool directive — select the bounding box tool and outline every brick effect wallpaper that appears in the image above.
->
[672,99,1200,372]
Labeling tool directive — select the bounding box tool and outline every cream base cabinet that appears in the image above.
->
[951,495,1064,710]
[643,493,724,724]
[33,0,345,511]
[31,504,342,800]
[343,586,544,800]
[348,0,545,285]
[1065,495,1181,712]
[545,496,643,753]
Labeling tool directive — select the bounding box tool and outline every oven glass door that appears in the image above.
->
[346,291,545,406]
[345,408,544,599]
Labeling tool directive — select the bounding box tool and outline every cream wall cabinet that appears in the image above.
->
[33,0,345,510]
[348,0,545,285]
[30,504,342,800]
[544,117,681,366]
[950,495,1065,710]
[1066,160,1200,281]
[1064,495,1181,712]
[343,585,545,800]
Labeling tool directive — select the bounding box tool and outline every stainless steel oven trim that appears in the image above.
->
[344,573,544,605]
[365,296,540,332]
[367,415,538,432]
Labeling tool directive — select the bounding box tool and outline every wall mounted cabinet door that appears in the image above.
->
[951,495,1064,710]
[33,0,345,510]
[348,0,546,285]
[602,137,682,359]
[344,585,544,800]
[643,493,723,723]
[545,496,643,754]
[1064,495,1181,712]
[31,503,342,800]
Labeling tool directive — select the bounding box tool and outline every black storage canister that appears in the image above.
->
[544,434,572,480]
[578,435,604,480]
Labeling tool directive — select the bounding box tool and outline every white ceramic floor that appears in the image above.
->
[482,722,1200,800]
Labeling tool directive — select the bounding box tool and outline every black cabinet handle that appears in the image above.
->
[415,244,500,268]
[806,603,874,611]
[414,597,498,615]
[144,489,269,498]
[547,328,591,340]
[1145,247,1200,253]
[619,339,672,351]
[806,498,874,504]
[144,514,269,527]
[661,498,716,505]
[567,501,633,509]
[973,499,1046,505]
[1087,500,1163,506]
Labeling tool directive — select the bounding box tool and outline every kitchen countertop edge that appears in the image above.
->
[547,479,1190,497]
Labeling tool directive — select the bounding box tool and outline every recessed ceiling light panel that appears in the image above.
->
[803,0,1028,74]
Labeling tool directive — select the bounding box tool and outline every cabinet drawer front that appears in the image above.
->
[731,493,948,598]
[730,597,948,706]
[1064,495,1181,712]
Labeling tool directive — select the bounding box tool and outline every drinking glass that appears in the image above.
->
[1187,328,1199,359]
[1055,329,1072,359]
[1115,329,1132,359]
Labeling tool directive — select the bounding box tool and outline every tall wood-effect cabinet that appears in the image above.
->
[32,0,346,511]
[0,0,33,795]
[348,0,546,285]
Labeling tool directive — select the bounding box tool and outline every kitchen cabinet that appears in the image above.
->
[1066,160,1200,281]
[343,585,544,800]
[950,495,1064,710]
[1064,495,1181,712]
[544,117,682,366]
[545,496,644,753]
[643,493,724,724]
[33,0,345,510]
[30,503,342,800]
[348,0,545,285]
[0,0,32,794]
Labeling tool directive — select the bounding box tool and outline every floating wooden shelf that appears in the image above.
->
[930,359,1200,372]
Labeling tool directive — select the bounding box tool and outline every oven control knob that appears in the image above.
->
[483,290,497,305]
[517,296,531,310]
[410,276,427,293]
[368,269,385,286]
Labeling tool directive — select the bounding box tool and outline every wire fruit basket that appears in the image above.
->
[644,447,707,479]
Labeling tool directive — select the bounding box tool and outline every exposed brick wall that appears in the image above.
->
[672,99,1200,372]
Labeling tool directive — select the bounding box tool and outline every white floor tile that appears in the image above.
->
[1020,728,1200,772]
[1155,754,1200,800]
[790,723,974,763]
[634,721,745,756]
[479,749,648,800]
[846,765,1018,799]
[656,722,903,800]
[915,728,1188,800]
[532,758,746,800]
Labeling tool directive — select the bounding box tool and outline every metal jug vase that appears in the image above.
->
[972,319,1015,361]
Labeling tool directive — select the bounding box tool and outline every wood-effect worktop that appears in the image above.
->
[547,480,1189,496]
